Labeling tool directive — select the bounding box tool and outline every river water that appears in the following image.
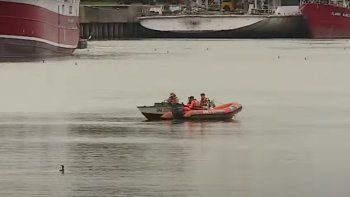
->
[0,39,350,197]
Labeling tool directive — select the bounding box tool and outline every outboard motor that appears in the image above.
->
[171,103,185,119]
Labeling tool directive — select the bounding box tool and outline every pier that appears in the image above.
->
[79,5,150,40]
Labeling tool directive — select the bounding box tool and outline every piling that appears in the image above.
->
[77,39,88,49]
[113,23,119,38]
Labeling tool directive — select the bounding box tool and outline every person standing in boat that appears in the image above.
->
[200,93,211,109]
[167,92,179,105]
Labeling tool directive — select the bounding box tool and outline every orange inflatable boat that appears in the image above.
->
[161,102,242,121]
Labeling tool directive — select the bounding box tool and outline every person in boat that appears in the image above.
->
[188,96,202,110]
[184,96,193,111]
[184,96,195,111]
[200,93,211,109]
[167,92,179,105]
[185,96,194,107]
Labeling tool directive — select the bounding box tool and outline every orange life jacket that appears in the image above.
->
[190,99,202,110]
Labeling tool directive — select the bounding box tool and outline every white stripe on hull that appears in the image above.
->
[139,15,267,32]
[0,35,77,48]
[137,106,171,114]
[0,0,80,16]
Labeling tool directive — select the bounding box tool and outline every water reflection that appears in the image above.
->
[63,114,247,197]
[0,113,246,196]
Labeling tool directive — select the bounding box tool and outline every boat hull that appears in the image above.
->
[300,3,350,38]
[181,111,236,121]
[140,112,164,120]
[171,102,242,121]
[0,0,80,59]
[137,103,172,121]
[138,15,308,38]
[0,37,75,60]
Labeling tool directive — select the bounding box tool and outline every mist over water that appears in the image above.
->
[1,39,350,197]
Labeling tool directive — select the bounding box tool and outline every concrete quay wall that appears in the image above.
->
[79,5,151,40]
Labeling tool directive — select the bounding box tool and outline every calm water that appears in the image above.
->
[0,40,350,197]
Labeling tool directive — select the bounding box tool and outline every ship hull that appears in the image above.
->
[300,3,350,38]
[138,15,308,38]
[0,37,74,60]
[0,0,80,60]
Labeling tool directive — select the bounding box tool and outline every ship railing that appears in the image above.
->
[300,0,324,4]
[301,0,349,7]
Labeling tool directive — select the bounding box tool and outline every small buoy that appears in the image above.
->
[277,56,280,59]
[206,48,209,50]
[75,62,78,66]
[304,57,307,60]
[59,165,64,174]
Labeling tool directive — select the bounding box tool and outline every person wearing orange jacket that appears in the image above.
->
[183,96,194,111]
[189,97,202,110]
[184,96,202,111]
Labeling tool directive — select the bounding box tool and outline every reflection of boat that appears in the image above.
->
[169,102,242,120]
[0,0,80,59]
[300,2,350,38]
[137,102,171,120]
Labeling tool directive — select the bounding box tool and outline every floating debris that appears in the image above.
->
[59,165,64,174]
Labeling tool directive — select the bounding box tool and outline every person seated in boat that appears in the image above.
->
[184,96,194,111]
[167,92,179,105]
[200,93,211,109]
[184,96,191,105]
[184,97,191,111]
[188,96,202,110]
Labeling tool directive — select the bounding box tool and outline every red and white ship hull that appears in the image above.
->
[0,0,80,59]
[300,3,350,38]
